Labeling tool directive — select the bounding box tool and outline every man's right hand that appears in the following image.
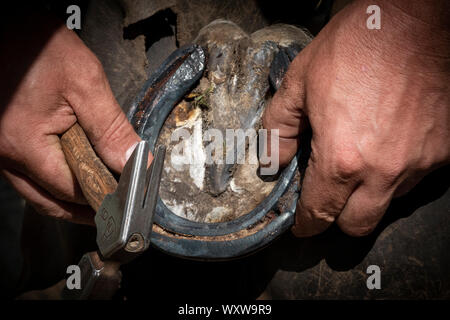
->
[0,16,147,225]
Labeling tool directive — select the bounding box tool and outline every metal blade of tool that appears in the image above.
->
[95,144,166,262]
[60,126,165,298]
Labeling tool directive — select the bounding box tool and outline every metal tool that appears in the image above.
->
[59,123,165,299]
[95,142,165,262]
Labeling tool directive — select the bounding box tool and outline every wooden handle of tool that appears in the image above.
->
[60,123,118,211]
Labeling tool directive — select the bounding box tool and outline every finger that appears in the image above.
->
[262,51,309,167]
[17,133,87,204]
[1,168,94,225]
[64,51,152,173]
[336,181,394,237]
[291,146,362,237]
[336,168,431,236]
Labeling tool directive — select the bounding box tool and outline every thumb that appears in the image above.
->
[66,58,149,173]
[262,52,309,167]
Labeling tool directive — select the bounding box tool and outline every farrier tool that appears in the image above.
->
[59,123,165,299]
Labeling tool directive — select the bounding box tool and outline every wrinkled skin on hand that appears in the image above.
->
[0,15,145,224]
[263,0,450,237]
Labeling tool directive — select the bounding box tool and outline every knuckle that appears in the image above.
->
[414,151,447,172]
[377,161,405,185]
[80,56,105,84]
[96,110,129,146]
[305,206,337,223]
[331,150,363,182]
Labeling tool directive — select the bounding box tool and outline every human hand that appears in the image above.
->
[0,16,147,225]
[263,0,450,236]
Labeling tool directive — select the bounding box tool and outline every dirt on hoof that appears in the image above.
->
[156,20,311,223]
